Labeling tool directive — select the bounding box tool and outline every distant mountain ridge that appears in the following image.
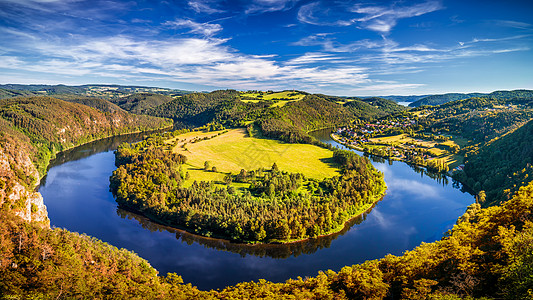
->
[0,84,191,99]
[109,92,174,114]
[409,89,533,107]
[373,95,430,102]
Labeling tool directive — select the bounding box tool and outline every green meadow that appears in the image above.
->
[239,91,306,107]
[171,128,340,186]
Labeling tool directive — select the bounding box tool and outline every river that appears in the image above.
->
[39,129,473,290]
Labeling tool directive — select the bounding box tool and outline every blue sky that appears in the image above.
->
[0,0,532,95]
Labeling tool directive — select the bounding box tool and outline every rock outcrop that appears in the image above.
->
[0,135,49,227]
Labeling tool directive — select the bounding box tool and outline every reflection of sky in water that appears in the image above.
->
[40,132,474,290]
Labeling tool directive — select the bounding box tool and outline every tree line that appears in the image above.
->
[110,139,385,243]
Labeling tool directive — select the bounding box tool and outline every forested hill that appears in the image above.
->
[147,90,266,128]
[418,96,533,143]
[257,95,356,143]
[359,97,408,114]
[409,92,485,107]
[51,94,124,113]
[0,96,172,226]
[0,84,192,100]
[313,94,407,118]
[0,88,41,99]
[110,92,174,114]
[0,84,87,95]
[409,89,533,107]
[3,179,532,298]
[455,119,533,207]
[379,94,429,102]
[146,90,406,143]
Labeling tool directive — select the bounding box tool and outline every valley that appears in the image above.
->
[0,86,531,299]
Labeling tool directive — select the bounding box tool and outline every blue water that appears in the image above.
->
[39,130,473,290]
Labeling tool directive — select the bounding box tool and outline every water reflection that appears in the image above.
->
[313,128,450,185]
[116,202,379,259]
[40,130,165,189]
[47,130,163,169]
[40,128,474,290]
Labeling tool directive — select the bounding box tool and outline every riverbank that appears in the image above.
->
[116,188,386,246]
[110,129,387,245]
[40,126,474,290]
[330,132,463,174]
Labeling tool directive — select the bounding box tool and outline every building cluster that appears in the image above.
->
[336,117,416,144]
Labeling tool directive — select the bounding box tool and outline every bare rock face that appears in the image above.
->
[5,182,49,226]
[0,137,50,228]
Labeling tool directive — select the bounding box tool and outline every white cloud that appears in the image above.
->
[287,53,339,64]
[350,1,443,33]
[187,0,224,14]
[297,2,342,26]
[293,34,385,53]
[246,0,298,14]
[468,34,532,44]
[0,33,373,91]
[297,1,443,34]
[163,19,223,37]
[494,20,532,30]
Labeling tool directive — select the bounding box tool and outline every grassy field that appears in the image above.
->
[240,91,306,107]
[368,133,465,169]
[171,128,340,186]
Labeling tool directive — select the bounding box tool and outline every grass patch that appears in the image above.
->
[172,128,340,186]
[442,154,464,169]
[240,91,306,107]
[366,133,466,170]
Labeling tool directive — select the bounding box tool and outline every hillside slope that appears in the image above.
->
[51,94,124,113]
[2,178,532,299]
[148,90,270,128]
[111,92,174,114]
[410,89,533,107]
[0,96,171,226]
[455,119,533,206]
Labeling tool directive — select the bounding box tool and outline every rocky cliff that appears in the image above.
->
[0,96,172,227]
[0,135,49,227]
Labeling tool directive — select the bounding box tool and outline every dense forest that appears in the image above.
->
[148,90,270,128]
[409,92,486,107]
[0,84,192,101]
[110,135,385,243]
[312,94,407,120]
[417,96,533,143]
[0,96,172,229]
[51,94,124,113]
[0,96,172,175]
[257,95,356,143]
[409,89,533,107]
[3,180,532,299]
[110,92,174,114]
[1,85,532,299]
[0,88,41,99]
[455,119,533,207]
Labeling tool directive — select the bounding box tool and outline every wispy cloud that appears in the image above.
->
[467,34,532,44]
[293,34,386,52]
[350,1,443,33]
[287,53,340,64]
[298,1,443,34]
[245,0,298,14]
[0,32,372,91]
[494,20,532,30]
[187,0,224,14]
[297,2,349,26]
[163,19,223,37]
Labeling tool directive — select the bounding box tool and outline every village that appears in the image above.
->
[331,116,464,173]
